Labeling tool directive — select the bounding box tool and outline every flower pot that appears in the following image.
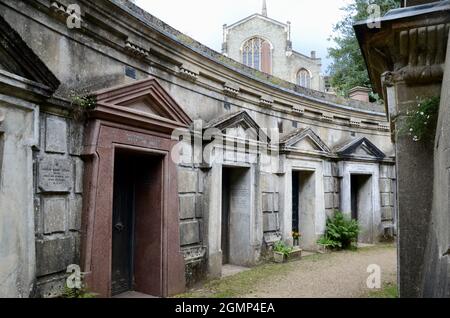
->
[273,252,287,263]
[288,247,302,261]
[318,245,331,254]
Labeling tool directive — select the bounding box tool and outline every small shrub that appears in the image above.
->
[273,241,293,258]
[318,212,360,250]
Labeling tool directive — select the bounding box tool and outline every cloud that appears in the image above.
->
[136,0,350,73]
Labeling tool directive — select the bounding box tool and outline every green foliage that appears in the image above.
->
[400,96,440,143]
[327,0,400,97]
[61,283,96,299]
[318,212,360,250]
[273,241,294,257]
[69,90,96,121]
[70,94,96,110]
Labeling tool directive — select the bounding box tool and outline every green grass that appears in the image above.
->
[176,252,334,298]
[367,282,398,298]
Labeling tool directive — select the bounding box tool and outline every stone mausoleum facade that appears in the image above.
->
[0,0,395,298]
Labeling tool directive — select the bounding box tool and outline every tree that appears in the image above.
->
[327,0,400,98]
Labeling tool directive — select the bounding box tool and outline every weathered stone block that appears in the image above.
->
[195,195,203,218]
[381,193,391,206]
[325,193,334,209]
[37,274,66,298]
[36,237,75,277]
[45,117,67,154]
[178,169,197,193]
[323,162,332,177]
[180,221,200,246]
[262,193,274,212]
[69,121,84,156]
[334,178,340,192]
[261,174,274,192]
[334,193,340,209]
[69,195,82,231]
[379,178,392,193]
[382,207,394,220]
[179,195,196,219]
[273,193,279,212]
[324,177,334,193]
[380,165,395,179]
[42,197,67,234]
[38,158,73,193]
[263,213,278,232]
[74,158,83,194]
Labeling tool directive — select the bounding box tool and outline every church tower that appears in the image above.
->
[262,0,267,17]
[222,1,324,91]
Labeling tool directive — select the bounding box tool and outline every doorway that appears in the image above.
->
[350,174,373,243]
[111,149,164,297]
[221,167,251,266]
[292,171,316,250]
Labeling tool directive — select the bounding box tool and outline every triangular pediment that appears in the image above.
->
[204,111,269,142]
[281,128,330,154]
[227,14,287,30]
[0,15,60,91]
[94,78,192,128]
[335,137,385,159]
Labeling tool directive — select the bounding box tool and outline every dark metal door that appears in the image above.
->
[111,154,135,296]
[292,172,299,232]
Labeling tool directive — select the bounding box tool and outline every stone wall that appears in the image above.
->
[324,162,340,217]
[177,166,207,286]
[379,164,396,237]
[0,0,396,297]
[261,173,281,247]
[33,111,84,297]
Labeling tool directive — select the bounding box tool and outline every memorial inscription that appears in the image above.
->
[38,159,73,193]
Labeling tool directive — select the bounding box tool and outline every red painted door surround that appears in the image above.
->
[81,78,191,297]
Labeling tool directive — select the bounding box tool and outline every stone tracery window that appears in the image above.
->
[297,68,311,89]
[242,37,272,74]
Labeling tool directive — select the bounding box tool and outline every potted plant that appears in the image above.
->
[273,241,293,263]
[292,231,301,247]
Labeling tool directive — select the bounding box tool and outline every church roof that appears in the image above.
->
[226,13,287,30]
[111,0,385,115]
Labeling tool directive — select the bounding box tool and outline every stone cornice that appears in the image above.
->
[355,1,450,97]
[1,0,391,132]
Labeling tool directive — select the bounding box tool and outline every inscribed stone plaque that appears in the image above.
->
[38,159,73,193]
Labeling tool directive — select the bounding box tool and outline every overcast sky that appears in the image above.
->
[135,0,352,74]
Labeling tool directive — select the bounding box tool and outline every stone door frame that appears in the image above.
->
[81,78,191,298]
[205,159,261,278]
[279,157,326,249]
[338,161,381,244]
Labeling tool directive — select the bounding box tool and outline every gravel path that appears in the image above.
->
[244,245,397,298]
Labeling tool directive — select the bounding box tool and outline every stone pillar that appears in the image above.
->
[354,3,450,297]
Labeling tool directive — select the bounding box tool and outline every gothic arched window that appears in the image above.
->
[297,68,311,89]
[242,37,272,74]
